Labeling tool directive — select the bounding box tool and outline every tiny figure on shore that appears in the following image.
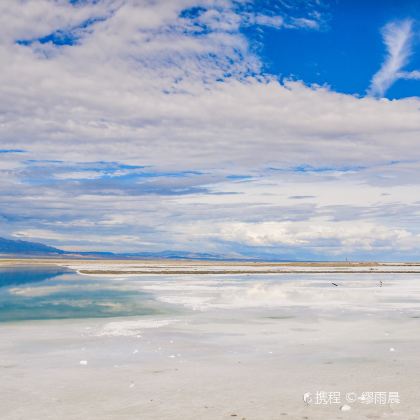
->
[332,282,339,286]
[379,280,383,287]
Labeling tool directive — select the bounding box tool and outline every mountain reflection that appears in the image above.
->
[0,266,69,287]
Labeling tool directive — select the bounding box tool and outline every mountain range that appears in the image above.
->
[0,237,233,260]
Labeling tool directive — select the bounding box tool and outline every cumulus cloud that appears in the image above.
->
[0,0,109,42]
[216,220,415,250]
[0,1,420,259]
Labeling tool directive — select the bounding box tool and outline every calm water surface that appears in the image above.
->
[0,265,161,322]
[2,265,419,323]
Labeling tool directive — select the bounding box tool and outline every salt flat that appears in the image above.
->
[0,260,419,419]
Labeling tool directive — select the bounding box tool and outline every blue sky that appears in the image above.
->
[1,0,420,260]
[248,0,420,99]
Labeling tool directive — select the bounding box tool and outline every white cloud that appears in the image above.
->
[53,170,103,180]
[398,70,420,80]
[288,17,319,30]
[13,228,149,247]
[1,1,420,259]
[368,19,414,97]
[215,220,415,251]
[0,0,112,43]
[251,14,284,28]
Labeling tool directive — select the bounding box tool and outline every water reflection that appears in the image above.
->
[0,265,69,287]
[0,265,165,322]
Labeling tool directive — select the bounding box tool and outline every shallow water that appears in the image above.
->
[2,265,420,322]
[0,265,69,287]
[2,266,420,419]
[0,266,162,322]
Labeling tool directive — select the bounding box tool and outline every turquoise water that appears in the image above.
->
[3,266,415,323]
[0,266,161,322]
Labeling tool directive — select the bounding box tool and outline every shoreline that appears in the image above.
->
[78,269,420,275]
[4,258,420,276]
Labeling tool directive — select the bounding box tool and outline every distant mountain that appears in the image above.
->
[0,237,64,255]
[122,250,227,260]
[0,237,235,260]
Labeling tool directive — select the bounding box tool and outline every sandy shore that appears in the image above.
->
[1,261,420,419]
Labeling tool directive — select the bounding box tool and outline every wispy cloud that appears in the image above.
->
[398,70,420,80]
[1,2,420,259]
[368,19,415,97]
